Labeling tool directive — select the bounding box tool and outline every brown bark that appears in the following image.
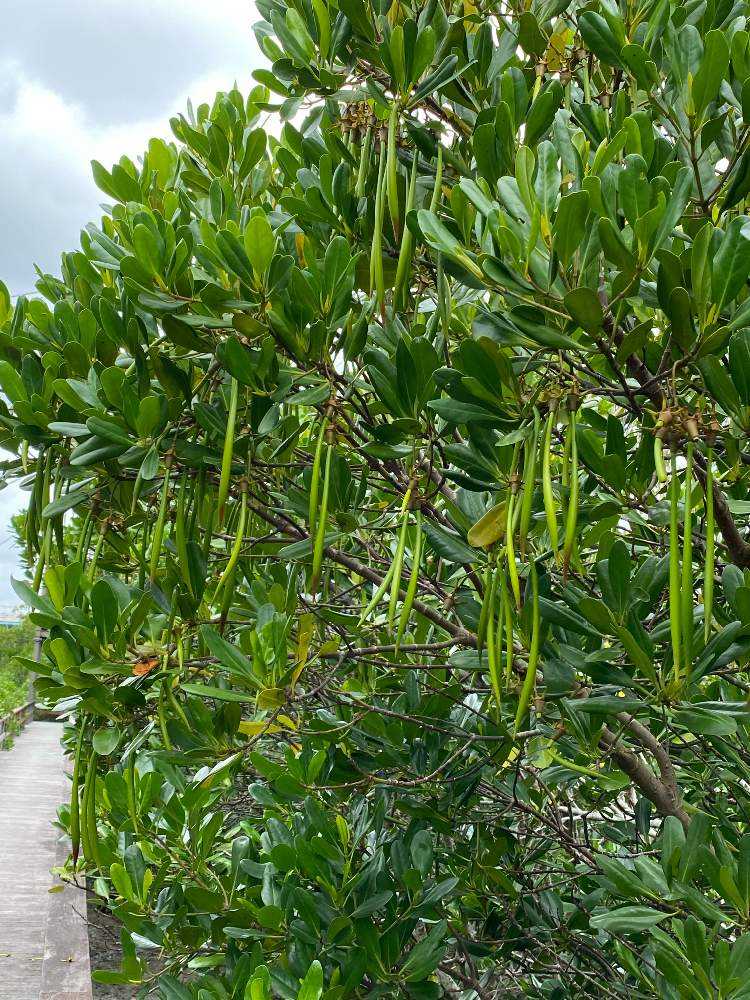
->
[600,714,691,830]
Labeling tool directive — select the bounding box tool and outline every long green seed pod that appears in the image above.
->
[216,483,248,596]
[88,519,108,583]
[163,674,191,731]
[542,403,559,559]
[217,377,239,524]
[429,144,443,213]
[360,484,412,622]
[138,519,148,590]
[79,753,93,864]
[158,681,173,751]
[189,466,206,540]
[309,417,329,538]
[485,567,502,711]
[202,499,216,569]
[514,561,540,736]
[149,455,173,583]
[681,441,694,677]
[395,511,422,652]
[126,753,139,835]
[499,565,514,689]
[506,473,521,610]
[130,465,144,515]
[561,423,571,487]
[25,456,42,561]
[393,153,419,309]
[311,442,333,594]
[388,494,413,631]
[69,723,85,868]
[477,559,494,655]
[654,406,672,484]
[704,446,715,644]
[88,757,103,871]
[562,394,579,580]
[83,752,102,869]
[30,450,53,589]
[386,102,400,241]
[174,472,192,595]
[74,508,93,564]
[519,409,541,557]
[669,451,682,685]
[495,561,505,682]
[370,136,387,313]
[359,560,397,623]
[355,124,373,199]
[654,435,668,484]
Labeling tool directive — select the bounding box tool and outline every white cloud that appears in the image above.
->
[0,0,258,128]
[0,0,262,294]
[0,0,263,588]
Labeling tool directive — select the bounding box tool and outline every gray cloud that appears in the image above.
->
[0,0,261,295]
[0,0,262,594]
[0,0,257,127]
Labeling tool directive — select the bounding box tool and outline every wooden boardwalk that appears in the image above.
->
[0,722,91,999]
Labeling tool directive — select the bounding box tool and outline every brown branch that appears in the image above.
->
[599,718,691,831]
[693,452,750,568]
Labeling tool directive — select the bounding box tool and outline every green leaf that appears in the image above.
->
[296,960,323,1000]
[181,683,256,702]
[0,361,28,405]
[93,725,122,755]
[410,829,434,875]
[713,217,750,309]
[200,625,259,685]
[692,30,730,120]
[417,209,460,255]
[699,356,744,420]
[244,214,275,277]
[650,167,693,257]
[534,140,561,219]
[91,579,118,644]
[590,906,670,934]
[553,190,590,267]
[564,288,604,332]
[729,330,750,404]
[400,920,448,981]
[422,522,476,564]
[578,12,622,67]
[350,890,393,917]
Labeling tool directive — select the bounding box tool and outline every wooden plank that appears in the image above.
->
[0,721,92,1000]
[39,770,91,1000]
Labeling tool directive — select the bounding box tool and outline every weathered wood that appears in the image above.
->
[39,771,91,1000]
[0,722,92,999]
[0,700,35,739]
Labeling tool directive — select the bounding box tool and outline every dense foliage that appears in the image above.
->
[10,0,750,995]
[0,618,34,716]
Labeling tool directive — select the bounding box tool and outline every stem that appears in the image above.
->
[704,447,715,645]
[681,442,694,680]
[514,561,540,736]
[217,378,239,524]
[669,452,682,687]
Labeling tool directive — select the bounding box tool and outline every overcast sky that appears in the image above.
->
[0,0,260,601]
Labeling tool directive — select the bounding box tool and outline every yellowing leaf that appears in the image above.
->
[257,686,286,709]
[467,502,507,548]
[238,714,297,737]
